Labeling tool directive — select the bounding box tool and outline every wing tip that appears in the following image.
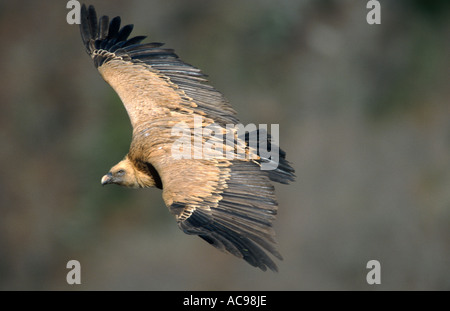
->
[178,207,282,272]
[79,5,149,66]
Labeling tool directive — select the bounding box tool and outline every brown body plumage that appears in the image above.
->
[80,4,295,271]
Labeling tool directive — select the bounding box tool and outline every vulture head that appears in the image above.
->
[101,157,157,189]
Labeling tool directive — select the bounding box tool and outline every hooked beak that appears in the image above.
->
[101,172,113,185]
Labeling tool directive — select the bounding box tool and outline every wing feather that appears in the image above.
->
[79,4,238,129]
[164,160,283,272]
[97,15,109,40]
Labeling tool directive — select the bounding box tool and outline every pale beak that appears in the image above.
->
[101,172,113,185]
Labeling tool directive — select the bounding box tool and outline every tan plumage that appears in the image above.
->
[80,4,295,271]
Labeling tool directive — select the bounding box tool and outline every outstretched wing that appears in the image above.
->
[157,129,295,271]
[161,158,283,272]
[80,4,238,131]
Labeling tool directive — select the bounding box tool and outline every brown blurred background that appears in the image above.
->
[0,0,449,290]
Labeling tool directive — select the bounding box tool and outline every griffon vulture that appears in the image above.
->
[80,4,295,272]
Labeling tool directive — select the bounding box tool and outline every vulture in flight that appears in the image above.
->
[79,4,295,272]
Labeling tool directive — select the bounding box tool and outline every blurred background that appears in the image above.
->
[0,0,449,290]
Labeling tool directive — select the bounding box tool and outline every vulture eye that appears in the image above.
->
[116,169,125,176]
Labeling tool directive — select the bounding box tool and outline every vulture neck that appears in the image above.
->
[129,156,162,189]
